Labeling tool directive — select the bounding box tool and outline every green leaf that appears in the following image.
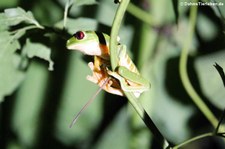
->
[3,7,42,28]
[214,63,225,87]
[195,50,225,110]
[0,14,9,31]
[56,17,98,34]
[94,0,117,26]
[0,55,25,102]
[94,108,130,149]
[23,39,54,71]
[0,31,20,56]
[196,13,218,41]
[0,32,24,102]
[0,0,18,8]
[55,53,103,144]
[12,61,49,146]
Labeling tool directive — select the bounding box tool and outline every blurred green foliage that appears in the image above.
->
[1,0,225,149]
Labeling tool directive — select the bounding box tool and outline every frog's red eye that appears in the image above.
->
[74,31,85,40]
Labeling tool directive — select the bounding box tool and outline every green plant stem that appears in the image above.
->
[179,2,218,128]
[124,92,170,148]
[127,2,155,26]
[172,132,213,149]
[63,0,72,28]
[110,1,170,148]
[10,25,43,35]
[110,0,130,71]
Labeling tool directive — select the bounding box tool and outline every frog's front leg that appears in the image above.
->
[87,58,124,96]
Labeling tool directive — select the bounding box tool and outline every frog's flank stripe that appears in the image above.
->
[95,31,107,46]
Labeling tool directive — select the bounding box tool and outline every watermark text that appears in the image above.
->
[180,1,224,7]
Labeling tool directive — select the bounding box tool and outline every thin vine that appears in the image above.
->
[109,0,171,148]
[179,0,219,128]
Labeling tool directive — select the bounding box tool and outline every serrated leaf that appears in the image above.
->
[0,31,20,56]
[0,14,9,31]
[3,7,42,28]
[23,40,54,71]
[13,29,26,39]
[0,32,24,102]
